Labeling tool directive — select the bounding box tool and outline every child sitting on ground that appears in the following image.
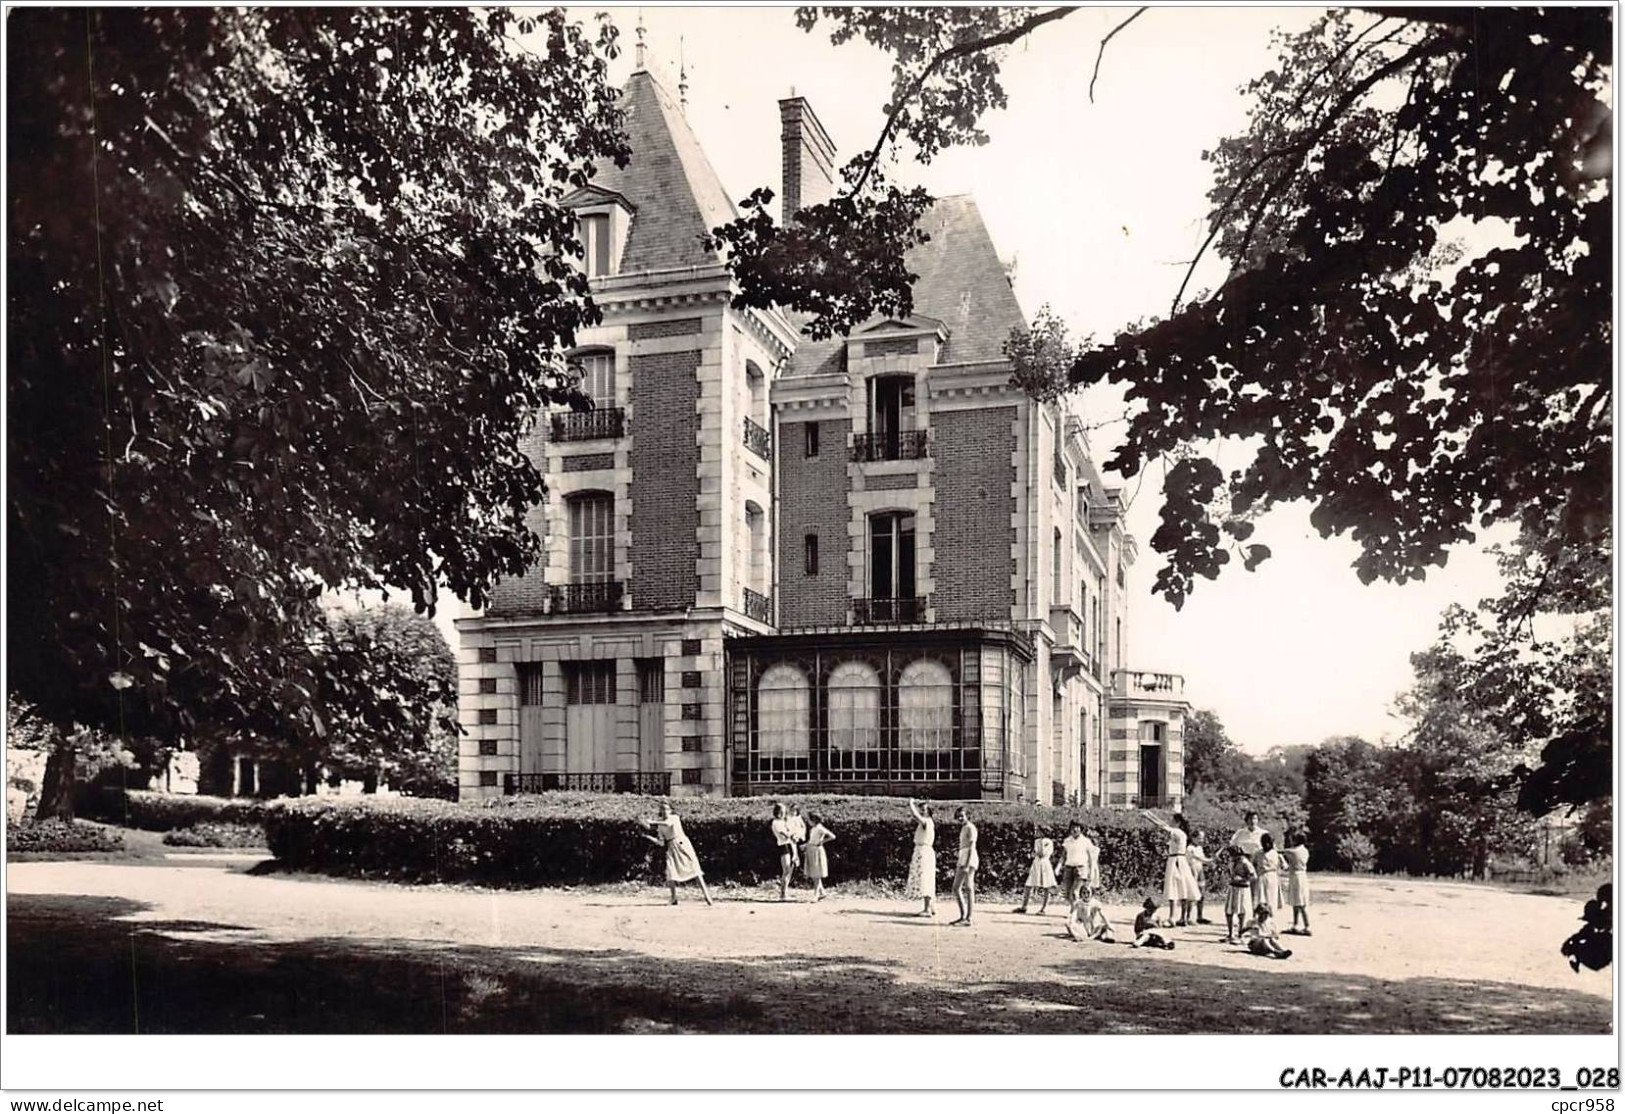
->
[1066,884,1116,943]
[1132,897,1176,950]
[1239,902,1293,959]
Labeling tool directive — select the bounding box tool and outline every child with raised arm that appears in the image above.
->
[1144,811,1200,925]
[904,799,937,917]
[1240,902,1293,959]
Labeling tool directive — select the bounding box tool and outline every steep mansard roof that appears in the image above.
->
[585,72,1027,371]
[586,69,738,272]
[784,195,1029,377]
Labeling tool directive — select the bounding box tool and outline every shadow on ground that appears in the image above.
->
[8,892,1609,1035]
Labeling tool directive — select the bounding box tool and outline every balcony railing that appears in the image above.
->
[505,771,672,796]
[551,408,626,442]
[742,586,773,624]
[852,596,928,624]
[743,416,772,461]
[1131,794,1179,810]
[851,429,930,462]
[549,580,624,614]
[1113,670,1186,699]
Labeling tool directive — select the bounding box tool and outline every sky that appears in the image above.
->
[439,4,1516,755]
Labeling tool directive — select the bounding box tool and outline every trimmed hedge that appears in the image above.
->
[264,793,1295,894]
[161,822,268,849]
[80,788,266,832]
[7,819,126,855]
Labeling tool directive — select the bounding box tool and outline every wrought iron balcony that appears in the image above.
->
[504,771,672,796]
[851,429,930,462]
[551,407,625,442]
[742,586,773,624]
[852,596,928,624]
[743,416,772,460]
[548,580,624,614]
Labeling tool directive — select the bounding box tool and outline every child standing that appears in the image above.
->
[1283,830,1312,935]
[1240,902,1293,959]
[802,812,836,902]
[1014,824,1058,914]
[1066,885,1116,943]
[1255,832,1284,912]
[1185,830,1212,925]
[1224,845,1257,943]
[1132,897,1177,950]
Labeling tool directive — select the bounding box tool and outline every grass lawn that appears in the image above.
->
[8,857,1611,1035]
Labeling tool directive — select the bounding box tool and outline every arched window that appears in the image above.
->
[827,661,881,777]
[566,491,614,584]
[757,664,810,777]
[898,658,953,778]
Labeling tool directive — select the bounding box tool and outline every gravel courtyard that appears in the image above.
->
[7,857,1611,1034]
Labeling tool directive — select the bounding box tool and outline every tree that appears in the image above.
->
[317,605,460,797]
[8,9,628,805]
[1181,708,1233,794]
[1302,736,1408,871]
[747,7,1609,611]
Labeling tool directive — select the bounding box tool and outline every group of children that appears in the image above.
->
[652,798,1313,964]
[1031,810,1313,960]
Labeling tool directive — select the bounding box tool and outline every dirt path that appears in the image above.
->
[7,860,1611,1034]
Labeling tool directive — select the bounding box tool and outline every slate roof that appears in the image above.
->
[589,69,738,273]
[785,194,1029,377]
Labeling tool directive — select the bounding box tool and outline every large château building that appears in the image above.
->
[455,58,1190,807]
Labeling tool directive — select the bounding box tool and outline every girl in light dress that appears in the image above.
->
[1144,811,1200,925]
[802,812,836,902]
[904,800,937,917]
[1185,830,1212,925]
[770,802,799,901]
[638,801,714,906]
[1066,884,1116,943]
[1240,902,1293,959]
[1283,830,1312,935]
[1013,823,1058,915]
[1254,832,1284,912]
[1223,845,1258,944]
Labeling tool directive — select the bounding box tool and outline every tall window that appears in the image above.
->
[804,533,819,576]
[578,213,610,278]
[744,502,766,593]
[898,659,954,777]
[828,661,881,776]
[869,375,916,453]
[1052,529,1063,607]
[567,492,614,584]
[757,664,810,775]
[804,422,820,458]
[868,512,916,602]
[576,350,615,409]
[565,660,617,704]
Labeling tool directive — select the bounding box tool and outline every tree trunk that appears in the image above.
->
[302,761,319,796]
[34,743,77,821]
[362,768,379,794]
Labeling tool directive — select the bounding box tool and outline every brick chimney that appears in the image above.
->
[779,94,836,223]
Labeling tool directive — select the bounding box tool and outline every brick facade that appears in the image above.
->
[931,406,1016,622]
[629,349,701,611]
[778,418,852,627]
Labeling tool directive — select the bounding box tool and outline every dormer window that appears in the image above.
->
[578,213,611,278]
[560,184,635,280]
